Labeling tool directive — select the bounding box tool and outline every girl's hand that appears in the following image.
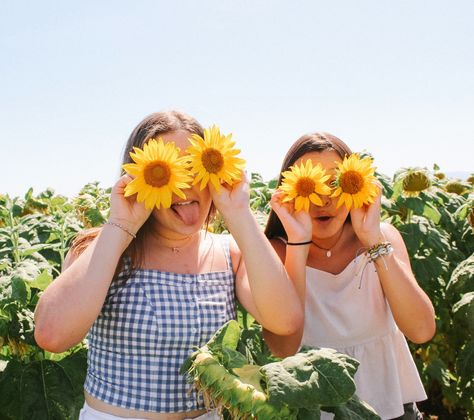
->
[270,190,312,243]
[209,171,250,220]
[108,175,152,235]
[350,183,383,247]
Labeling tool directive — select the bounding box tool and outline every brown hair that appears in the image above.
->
[264,132,352,241]
[69,111,206,275]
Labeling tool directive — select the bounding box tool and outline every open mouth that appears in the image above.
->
[170,200,200,225]
[315,215,332,222]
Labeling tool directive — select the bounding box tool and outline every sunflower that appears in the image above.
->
[331,154,378,210]
[280,159,332,212]
[445,180,467,195]
[398,168,431,197]
[186,125,246,191]
[122,138,192,209]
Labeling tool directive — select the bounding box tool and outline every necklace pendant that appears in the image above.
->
[172,247,180,253]
[326,250,332,258]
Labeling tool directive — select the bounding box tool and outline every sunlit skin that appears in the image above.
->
[34,126,304,419]
[265,149,435,357]
[148,131,213,240]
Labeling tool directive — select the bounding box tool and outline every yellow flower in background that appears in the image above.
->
[186,125,246,191]
[331,154,378,210]
[122,139,192,209]
[280,159,332,212]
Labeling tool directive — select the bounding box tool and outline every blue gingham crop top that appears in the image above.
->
[84,234,236,413]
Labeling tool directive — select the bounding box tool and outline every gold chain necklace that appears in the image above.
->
[154,230,199,253]
[312,225,345,258]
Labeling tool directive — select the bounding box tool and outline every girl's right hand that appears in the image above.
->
[270,190,313,243]
[108,175,153,235]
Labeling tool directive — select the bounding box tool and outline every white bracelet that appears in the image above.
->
[367,241,393,262]
[105,221,137,239]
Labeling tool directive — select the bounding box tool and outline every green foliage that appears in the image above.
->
[262,349,358,408]
[1,167,473,418]
[0,183,109,419]
[0,349,87,420]
[382,168,474,418]
[182,321,379,419]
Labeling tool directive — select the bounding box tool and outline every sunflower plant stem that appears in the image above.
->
[58,217,67,266]
[8,201,21,265]
[406,208,413,224]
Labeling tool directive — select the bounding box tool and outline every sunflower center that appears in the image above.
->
[295,177,316,197]
[339,170,364,194]
[201,148,224,173]
[144,161,171,187]
[403,172,430,192]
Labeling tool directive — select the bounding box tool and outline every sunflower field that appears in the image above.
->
[0,168,473,419]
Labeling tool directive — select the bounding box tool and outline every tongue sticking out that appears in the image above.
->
[172,202,200,226]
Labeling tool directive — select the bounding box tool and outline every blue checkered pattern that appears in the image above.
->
[84,234,236,413]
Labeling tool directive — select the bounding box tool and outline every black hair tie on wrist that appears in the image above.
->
[286,240,313,246]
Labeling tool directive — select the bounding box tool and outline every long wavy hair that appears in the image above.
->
[264,132,352,241]
[70,111,206,273]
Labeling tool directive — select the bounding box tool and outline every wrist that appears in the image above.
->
[107,217,139,237]
[101,223,135,253]
[104,219,137,242]
[221,206,253,231]
[287,235,312,244]
[360,232,384,248]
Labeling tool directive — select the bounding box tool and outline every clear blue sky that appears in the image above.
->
[1,1,473,197]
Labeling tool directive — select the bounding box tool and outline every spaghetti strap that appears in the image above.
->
[219,234,233,272]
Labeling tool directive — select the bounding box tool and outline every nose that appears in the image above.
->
[320,194,332,207]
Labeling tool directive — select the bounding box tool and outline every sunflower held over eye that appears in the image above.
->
[122,139,192,209]
[186,125,246,192]
[331,154,378,210]
[280,159,332,212]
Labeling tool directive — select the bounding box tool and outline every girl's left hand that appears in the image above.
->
[209,171,250,220]
[350,183,383,248]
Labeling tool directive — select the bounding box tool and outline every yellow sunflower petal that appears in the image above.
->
[309,193,323,206]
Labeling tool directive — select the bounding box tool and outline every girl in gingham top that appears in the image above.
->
[34,111,303,420]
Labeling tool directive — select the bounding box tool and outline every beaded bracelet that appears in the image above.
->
[105,221,137,239]
[367,241,393,262]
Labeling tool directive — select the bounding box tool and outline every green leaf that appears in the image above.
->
[452,292,474,333]
[0,349,87,420]
[180,320,241,375]
[447,254,474,298]
[422,201,441,224]
[220,347,248,369]
[297,407,321,420]
[456,339,474,389]
[322,394,380,419]
[262,348,358,409]
[11,278,30,303]
[207,320,241,352]
[28,270,53,291]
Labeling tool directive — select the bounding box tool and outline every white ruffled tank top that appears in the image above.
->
[301,255,427,419]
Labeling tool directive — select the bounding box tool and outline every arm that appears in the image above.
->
[210,178,303,337]
[371,223,435,343]
[350,189,436,344]
[34,175,151,353]
[261,191,313,357]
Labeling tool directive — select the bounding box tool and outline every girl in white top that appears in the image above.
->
[263,132,435,420]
